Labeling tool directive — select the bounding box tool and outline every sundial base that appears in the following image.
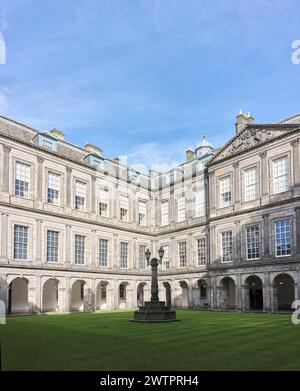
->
[131,301,180,323]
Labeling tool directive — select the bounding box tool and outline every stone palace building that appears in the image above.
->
[0,111,300,314]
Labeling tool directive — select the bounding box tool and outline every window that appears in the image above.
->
[99,189,109,217]
[197,238,206,265]
[162,246,170,270]
[42,139,53,150]
[100,283,107,300]
[120,242,128,269]
[195,189,205,217]
[161,201,169,226]
[221,231,233,263]
[15,162,30,198]
[138,245,146,270]
[120,195,128,221]
[177,196,186,222]
[75,181,86,211]
[244,167,258,201]
[178,241,187,268]
[273,156,289,194]
[75,234,85,264]
[128,170,140,184]
[47,172,60,204]
[275,220,291,257]
[219,176,231,207]
[138,201,146,226]
[246,226,260,260]
[99,239,108,267]
[47,230,59,262]
[14,225,28,260]
[169,170,176,183]
[119,283,126,299]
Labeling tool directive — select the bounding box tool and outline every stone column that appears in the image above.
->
[295,207,300,258]
[91,175,96,214]
[0,212,8,264]
[36,157,44,203]
[65,224,72,266]
[262,213,270,261]
[66,167,72,209]
[210,226,216,266]
[260,151,268,198]
[188,233,193,269]
[64,277,71,312]
[113,233,118,269]
[235,220,241,263]
[233,162,240,207]
[2,145,11,193]
[236,274,242,310]
[90,229,96,268]
[132,237,137,270]
[35,219,43,266]
[291,138,300,188]
[170,236,176,270]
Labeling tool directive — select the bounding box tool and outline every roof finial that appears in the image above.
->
[202,131,206,140]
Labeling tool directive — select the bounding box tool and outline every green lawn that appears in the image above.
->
[1,310,300,371]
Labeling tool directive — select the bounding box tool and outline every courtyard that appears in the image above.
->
[1,310,300,371]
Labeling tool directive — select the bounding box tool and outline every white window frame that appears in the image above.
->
[138,244,146,270]
[219,176,232,208]
[99,238,108,267]
[161,201,169,226]
[246,225,260,260]
[221,231,233,263]
[75,181,86,211]
[244,167,259,202]
[15,162,30,198]
[120,242,129,269]
[177,196,186,222]
[47,230,59,262]
[75,234,85,264]
[275,219,292,257]
[13,225,28,261]
[273,156,289,194]
[47,172,60,205]
[197,237,206,266]
[178,241,187,268]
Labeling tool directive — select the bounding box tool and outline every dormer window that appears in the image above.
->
[36,133,58,152]
[128,170,140,184]
[85,154,105,170]
[169,170,176,183]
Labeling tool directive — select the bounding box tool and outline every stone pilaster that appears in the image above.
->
[236,274,242,310]
[260,151,268,199]
[132,237,137,269]
[65,224,72,266]
[296,207,300,258]
[91,175,96,214]
[235,220,242,263]
[262,213,270,261]
[2,145,11,193]
[188,233,193,269]
[36,157,44,203]
[90,229,97,268]
[0,212,8,264]
[35,219,43,266]
[113,233,118,269]
[233,162,240,208]
[66,167,72,209]
[291,138,300,187]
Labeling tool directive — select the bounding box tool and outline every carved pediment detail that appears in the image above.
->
[211,127,295,164]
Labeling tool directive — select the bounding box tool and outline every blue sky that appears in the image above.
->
[0,0,300,172]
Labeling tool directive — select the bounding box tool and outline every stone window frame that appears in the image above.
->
[268,152,291,196]
[242,221,263,261]
[219,228,234,263]
[194,235,207,266]
[119,240,130,270]
[270,216,294,259]
[43,224,65,265]
[44,166,65,207]
[12,156,34,200]
[217,173,233,209]
[95,232,112,268]
[10,219,34,263]
[241,163,260,203]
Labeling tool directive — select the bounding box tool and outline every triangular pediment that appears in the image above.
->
[208,124,300,165]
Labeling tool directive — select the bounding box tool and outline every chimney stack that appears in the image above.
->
[50,128,65,140]
[235,110,254,134]
[85,143,103,156]
[186,147,195,161]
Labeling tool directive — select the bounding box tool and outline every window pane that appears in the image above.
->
[75,234,85,264]
[273,157,289,194]
[14,225,28,260]
[75,181,86,210]
[197,238,206,265]
[246,226,260,260]
[99,239,108,267]
[47,230,59,262]
[15,162,30,198]
[244,167,258,201]
[161,202,169,226]
[219,176,231,207]
[162,246,170,270]
[120,242,128,269]
[275,220,291,256]
[221,231,233,262]
[177,196,186,222]
[48,172,60,204]
[179,241,187,267]
[138,245,146,269]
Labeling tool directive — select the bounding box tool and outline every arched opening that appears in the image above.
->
[274,274,295,311]
[96,281,109,310]
[70,280,86,312]
[245,276,263,311]
[8,278,29,314]
[119,282,128,309]
[220,277,236,310]
[179,281,189,308]
[42,279,59,312]
[198,279,208,308]
[137,283,145,307]
[163,282,171,307]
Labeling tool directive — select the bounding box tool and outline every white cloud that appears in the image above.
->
[123,141,188,174]
[0,91,7,111]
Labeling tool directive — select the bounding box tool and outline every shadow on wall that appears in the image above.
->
[0,277,7,322]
